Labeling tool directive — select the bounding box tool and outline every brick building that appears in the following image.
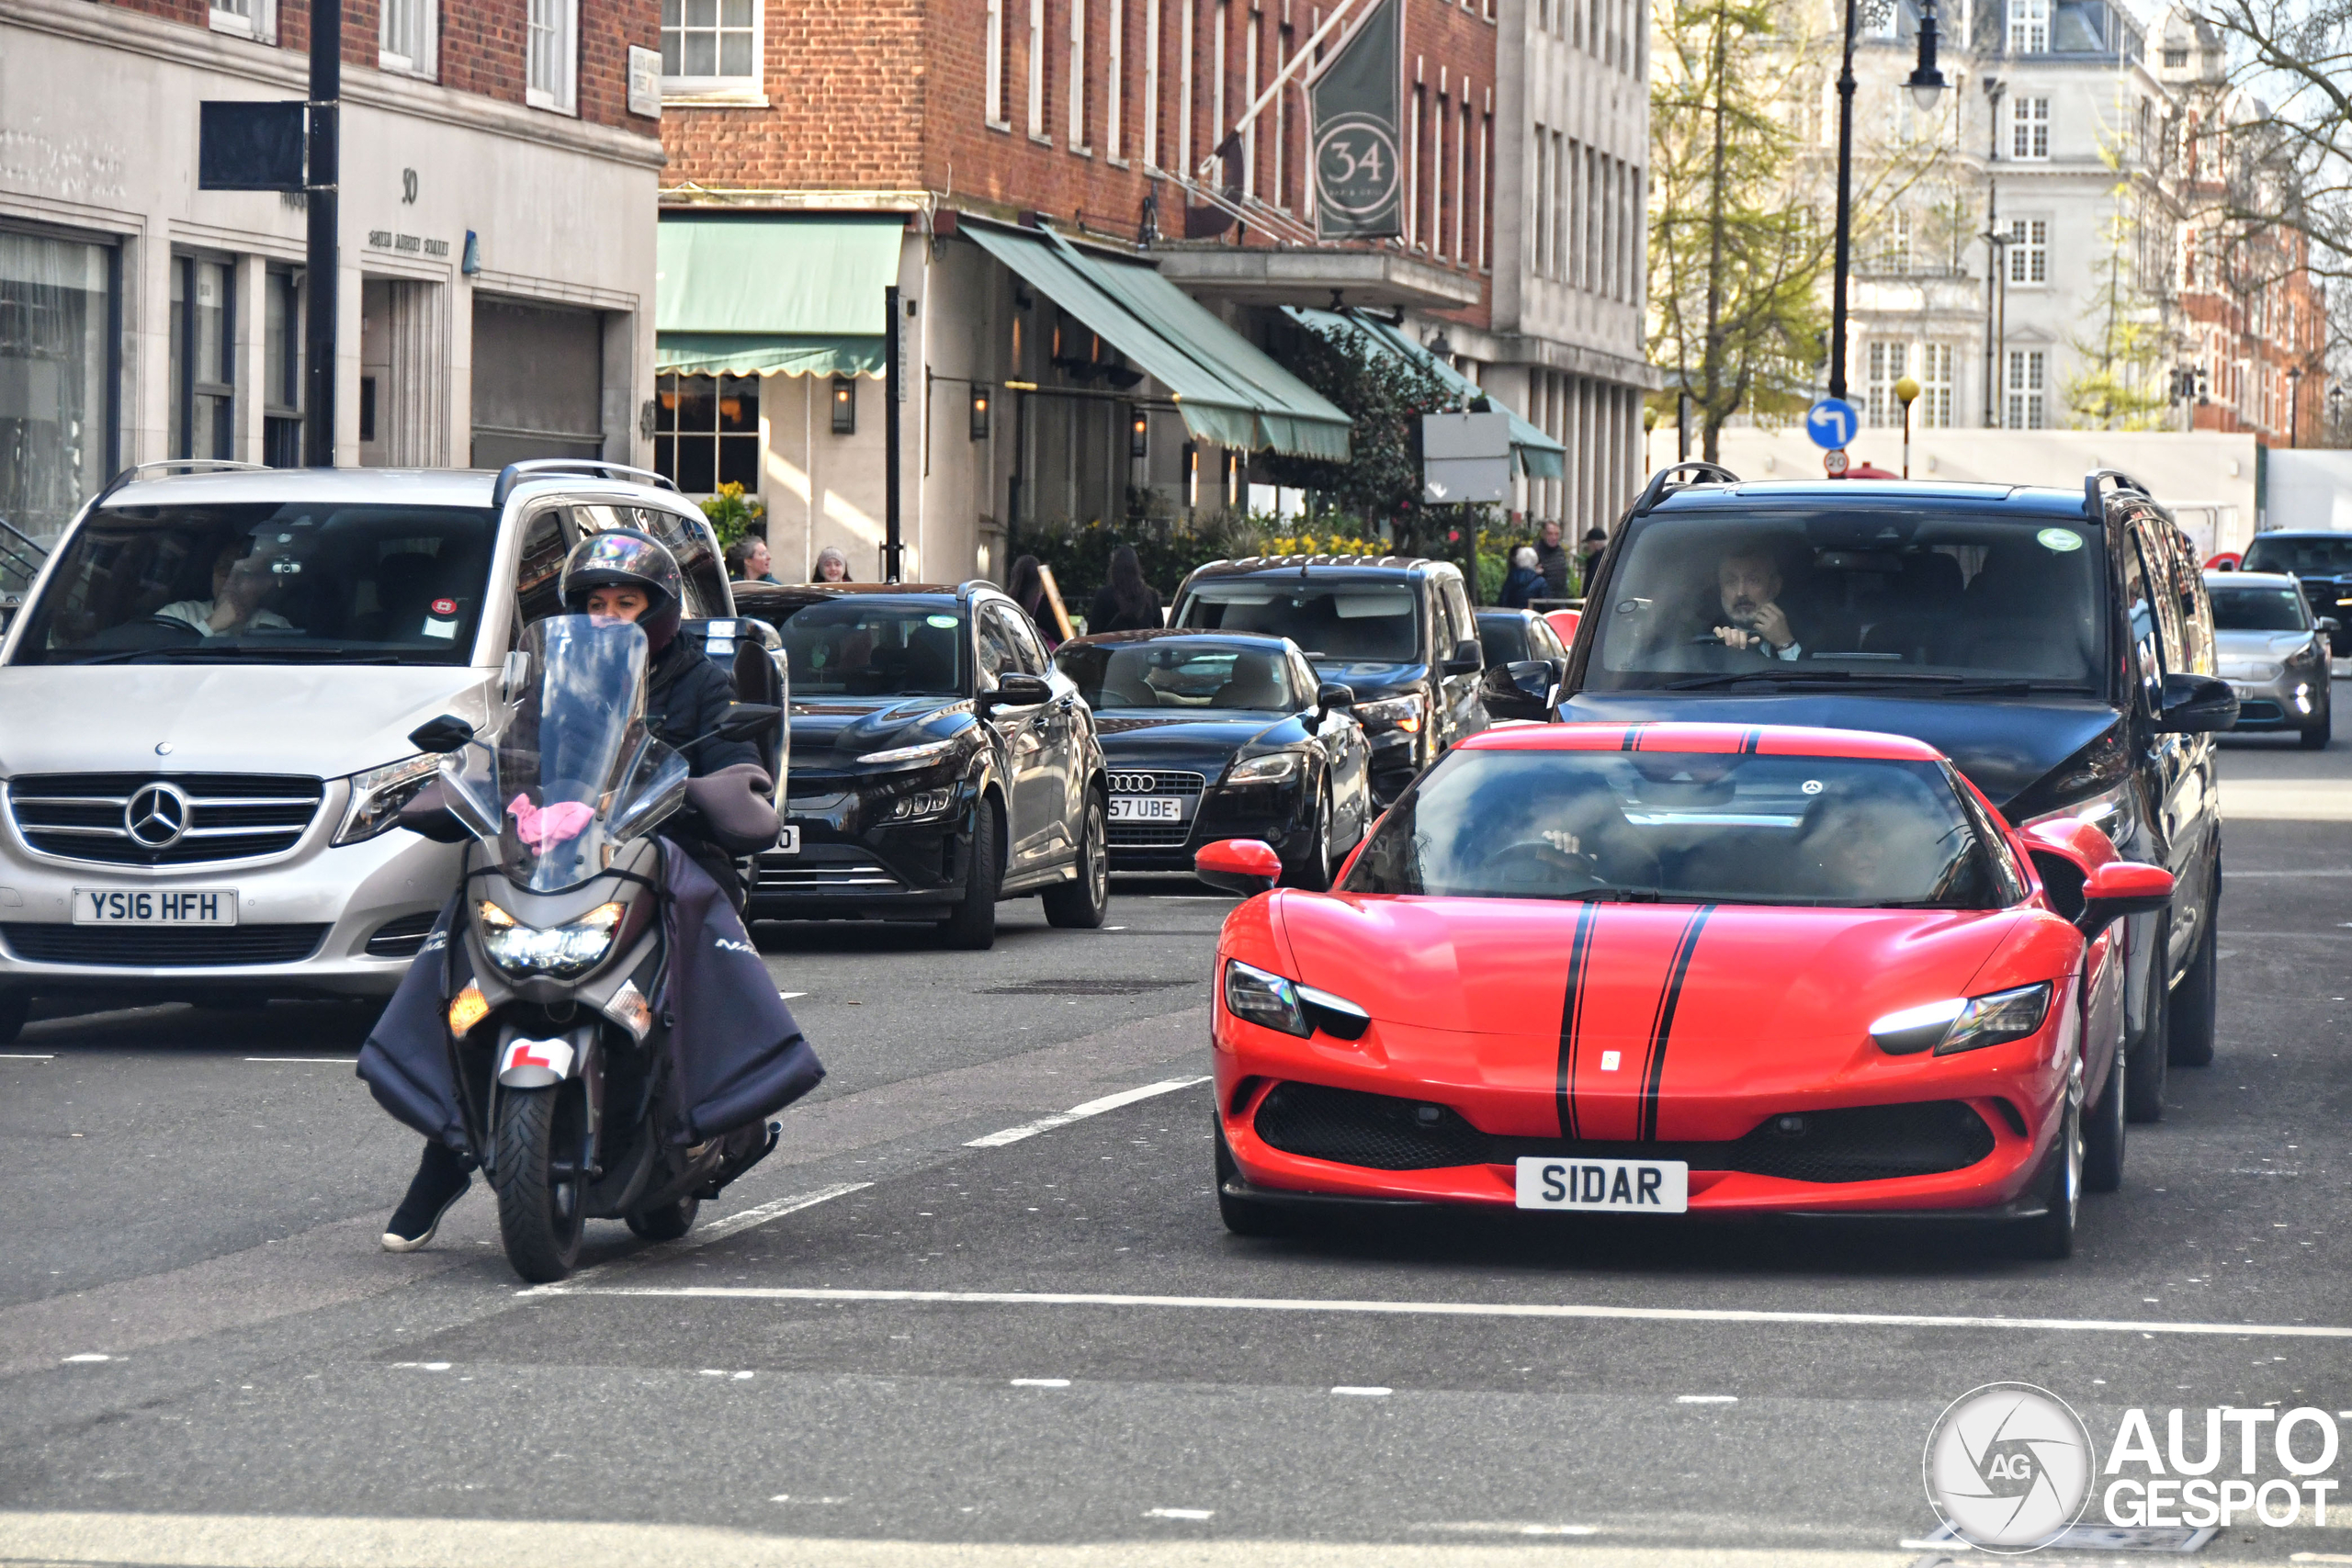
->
[1,0,664,552]
[654,0,1654,583]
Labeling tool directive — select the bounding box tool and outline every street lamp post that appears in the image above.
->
[2287,365,2303,448]
[1894,374,1921,477]
[1830,0,1947,401]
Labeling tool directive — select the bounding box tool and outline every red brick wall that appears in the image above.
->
[662,0,929,188]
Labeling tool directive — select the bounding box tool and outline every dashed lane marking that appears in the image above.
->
[965,1077,1211,1147]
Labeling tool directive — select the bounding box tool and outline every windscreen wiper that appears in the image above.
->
[1558,886,1666,902]
[62,646,401,665]
[1665,669,1965,691]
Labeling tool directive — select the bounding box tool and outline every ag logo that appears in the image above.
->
[1923,1382,2095,1552]
[1315,113,1401,218]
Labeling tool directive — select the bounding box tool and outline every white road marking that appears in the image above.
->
[535,1283,2352,1339]
[1330,1385,1392,1396]
[1009,1378,1070,1387]
[62,1353,110,1364]
[1677,1394,1738,1404]
[243,1057,353,1064]
[778,991,807,999]
[1146,1508,1215,1520]
[0,1054,54,1060]
[965,1077,1211,1147]
[518,1181,872,1296]
[1416,1523,1602,1537]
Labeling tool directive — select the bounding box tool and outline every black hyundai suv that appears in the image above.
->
[728,581,1109,949]
[1560,464,2235,1126]
[1169,555,1489,806]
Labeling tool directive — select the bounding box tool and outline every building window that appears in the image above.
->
[2007,217,2048,283]
[168,257,233,462]
[1920,342,1954,426]
[1867,341,1909,427]
[1108,0,1125,160]
[1876,207,1912,273]
[653,372,761,494]
[2006,348,2047,429]
[662,0,756,86]
[263,267,304,468]
[985,0,1008,126]
[1028,0,1048,141]
[526,0,578,113]
[1868,0,1897,40]
[2010,95,2050,159]
[0,229,115,544]
[1068,0,1089,152]
[2007,0,2047,52]
[209,0,277,41]
[380,0,436,75]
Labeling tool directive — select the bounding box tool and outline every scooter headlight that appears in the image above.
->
[477,900,625,978]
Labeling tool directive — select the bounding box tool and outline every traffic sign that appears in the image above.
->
[1805,397,1860,450]
[1824,447,1850,477]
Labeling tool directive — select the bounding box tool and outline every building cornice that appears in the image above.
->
[0,0,666,171]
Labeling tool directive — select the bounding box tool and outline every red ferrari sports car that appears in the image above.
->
[1196,722,2172,1258]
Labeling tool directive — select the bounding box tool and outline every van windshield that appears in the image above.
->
[1174,581,1419,660]
[1583,511,2104,691]
[12,502,498,666]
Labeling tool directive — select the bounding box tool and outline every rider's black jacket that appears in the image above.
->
[647,636,761,773]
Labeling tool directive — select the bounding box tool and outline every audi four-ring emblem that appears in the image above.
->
[1106,773,1168,795]
[124,782,192,848]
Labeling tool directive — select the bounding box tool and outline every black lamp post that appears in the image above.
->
[1830,0,1948,400]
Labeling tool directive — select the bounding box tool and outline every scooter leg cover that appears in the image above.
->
[655,842,826,1144]
[356,897,469,1151]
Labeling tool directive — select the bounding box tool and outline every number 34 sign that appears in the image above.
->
[1306,0,1403,239]
[1316,116,1400,226]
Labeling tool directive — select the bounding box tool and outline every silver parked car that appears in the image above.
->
[0,459,751,1043]
[2205,569,2334,748]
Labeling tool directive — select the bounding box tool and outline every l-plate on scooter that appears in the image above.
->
[358,614,821,1283]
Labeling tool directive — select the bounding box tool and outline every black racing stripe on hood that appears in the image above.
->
[1741,728,1763,754]
[1636,905,1714,1142]
[1554,901,1602,1140]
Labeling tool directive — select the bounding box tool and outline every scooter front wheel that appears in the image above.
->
[492,1083,588,1282]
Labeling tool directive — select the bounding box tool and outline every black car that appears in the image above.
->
[728,581,1109,948]
[2237,531,2352,626]
[1560,463,2235,1126]
[1052,629,1374,887]
[1474,606,1573,722]
[1170,555,1489,806]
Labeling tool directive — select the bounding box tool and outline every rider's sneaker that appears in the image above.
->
[382,1146,471,1252]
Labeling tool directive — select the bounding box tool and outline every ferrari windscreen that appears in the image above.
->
[1582,510,2105,689]
[1340,749,2008,908]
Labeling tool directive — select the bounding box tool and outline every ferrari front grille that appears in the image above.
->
[1250,1083,1997,1182]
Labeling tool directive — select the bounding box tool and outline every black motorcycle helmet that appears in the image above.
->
[559,528,685,652]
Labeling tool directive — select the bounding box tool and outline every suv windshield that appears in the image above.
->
[1341,748,2005,908]
[769,598,965,696]
[2242,536,2352,576]
[12,502,497,666]
[1584,510,2104,690]
[1176,581,1419,661]
[2209,584,2311,632]
[1056,639,1301,711]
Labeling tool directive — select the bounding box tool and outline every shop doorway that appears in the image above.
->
[469,296,605,468]
[357,276,448,467]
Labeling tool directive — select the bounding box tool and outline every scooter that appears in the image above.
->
[379,612,809,1283]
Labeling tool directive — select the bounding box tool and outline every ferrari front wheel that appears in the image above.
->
[2083,1045,2126,1194]
[1214,1123,1286,1238]
[2011,1094,2082,1261]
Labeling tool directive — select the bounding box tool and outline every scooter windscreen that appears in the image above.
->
[441,615,689,893]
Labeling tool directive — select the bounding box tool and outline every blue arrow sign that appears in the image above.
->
[1805,397,1860,450]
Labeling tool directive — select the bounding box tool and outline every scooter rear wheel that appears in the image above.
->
[492,1083,588,1283]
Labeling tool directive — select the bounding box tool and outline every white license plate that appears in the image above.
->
[775,825,801,855]
[1515,1156,1688,1213]
[74,888,239,926]
[1109,795,1184,822]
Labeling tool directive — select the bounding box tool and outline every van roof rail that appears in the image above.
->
[92,459,269,508]
[1629,461,1740,517]
[493,459,681,508]
[2083,468,2152,518]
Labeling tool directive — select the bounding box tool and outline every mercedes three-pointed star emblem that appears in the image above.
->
[124,783,191,849]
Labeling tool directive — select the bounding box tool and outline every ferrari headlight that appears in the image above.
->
[858,737,958,767]
[1353,694,1426,734]
[1870,982,2053,1056]
[1227,752,1300,785]
[477,900,625,979]
[1223,959,1310,1037]
[334,753,441,844]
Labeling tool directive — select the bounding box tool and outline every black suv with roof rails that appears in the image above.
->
[1169,554,1490,806]
[2236,531,2352,626]
[1558,462,2238,1125]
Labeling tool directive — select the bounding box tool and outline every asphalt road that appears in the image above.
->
[4,704,2350,1568]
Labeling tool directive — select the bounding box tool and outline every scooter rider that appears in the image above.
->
[379,528,767,1251]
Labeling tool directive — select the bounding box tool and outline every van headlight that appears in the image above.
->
[1870,982,2053,1056]
[478,900,625,978]
[334,754,442,844]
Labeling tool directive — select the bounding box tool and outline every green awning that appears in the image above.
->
[1284,307,1566,480]
[963,224,1351,462]
[656,217,902,378]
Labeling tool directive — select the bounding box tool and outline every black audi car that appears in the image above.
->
[728,581,1109,948]
[1169,556,1489,806]
[1053,630,1373,887]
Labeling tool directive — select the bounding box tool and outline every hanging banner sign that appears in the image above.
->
[1306,0,1403,240]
